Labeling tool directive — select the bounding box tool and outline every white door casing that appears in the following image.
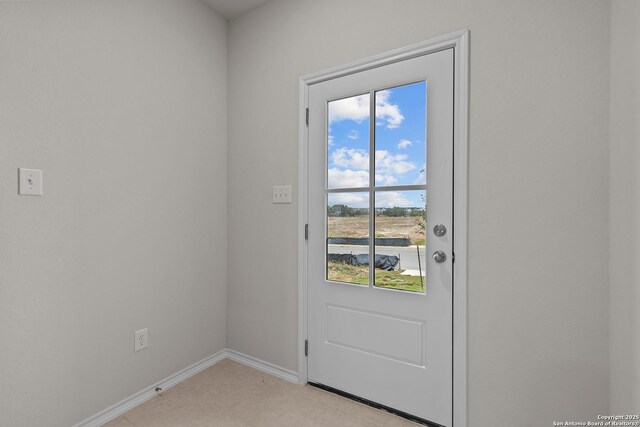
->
[298,30,469,427]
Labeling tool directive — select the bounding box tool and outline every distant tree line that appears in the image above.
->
[327,204,368,217]
[327,204,425,218]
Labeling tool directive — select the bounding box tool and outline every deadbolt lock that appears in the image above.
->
[433,224,447,237]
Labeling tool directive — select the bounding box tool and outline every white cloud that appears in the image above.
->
[331,148,417,178]
[375,174,398,186]
[328,168,369,188]
[375,191,411,208]
[397,139,412,149]
[376,90,404,128]
[347,130,359,140]
[375,150,416,175]
[328,95,369,124]
[328,192,369,208]
[329,148,417,188]
[331,148,369,170]
[328,91,404,129]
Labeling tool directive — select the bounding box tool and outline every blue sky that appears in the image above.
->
[327,81,426,208]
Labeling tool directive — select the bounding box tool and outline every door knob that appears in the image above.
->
[433,251,447,263]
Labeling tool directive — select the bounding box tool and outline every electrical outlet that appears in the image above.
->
[273,185,292,204]
[134,328,148,352]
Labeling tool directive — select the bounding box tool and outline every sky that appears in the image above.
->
[327,81,427,209]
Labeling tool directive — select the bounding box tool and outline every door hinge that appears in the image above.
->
[305,224,309,240]
[305,339,309,357]
[305,108,309,126]
[452,251,456,263]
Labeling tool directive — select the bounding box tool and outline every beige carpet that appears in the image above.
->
[104,359,419,426]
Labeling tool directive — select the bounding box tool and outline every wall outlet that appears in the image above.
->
[273,185,292,204]
[134,328,148,352]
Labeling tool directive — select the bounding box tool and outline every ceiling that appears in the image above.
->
[201,0,270,20]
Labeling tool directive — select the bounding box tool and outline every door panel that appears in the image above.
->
[326,304,425,366]
[307,48,454,426]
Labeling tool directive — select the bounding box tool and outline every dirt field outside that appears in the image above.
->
[327,215,425,245]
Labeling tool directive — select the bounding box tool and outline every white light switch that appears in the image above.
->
[18,168,43,196]
[273,185,292,204]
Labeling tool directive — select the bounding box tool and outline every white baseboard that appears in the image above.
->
[73,348,300,427]
[74,349,227,427]
[225,349,300,384]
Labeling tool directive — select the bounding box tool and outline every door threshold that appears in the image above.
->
[307,382,446,427]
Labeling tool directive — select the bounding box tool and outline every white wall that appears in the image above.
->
[227,1,610,425]
[610,0,640,413]
[0,1,227,425]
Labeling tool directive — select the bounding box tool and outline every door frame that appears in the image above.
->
[297,30,469,427]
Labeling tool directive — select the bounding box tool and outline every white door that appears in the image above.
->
[307,48,454,426]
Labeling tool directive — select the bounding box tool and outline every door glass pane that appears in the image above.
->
[327,94,370,189]
[327,193,369,285]
[374,82,426,186]
[373,190,426,293]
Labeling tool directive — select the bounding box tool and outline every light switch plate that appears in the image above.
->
[273,185,292,204]
[18,168,43,196]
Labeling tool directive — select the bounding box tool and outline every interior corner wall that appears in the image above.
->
[226,1,611,425]
[609,0,640,413]
[0,1,228,425]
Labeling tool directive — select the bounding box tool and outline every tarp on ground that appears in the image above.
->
[327,253,399,271]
